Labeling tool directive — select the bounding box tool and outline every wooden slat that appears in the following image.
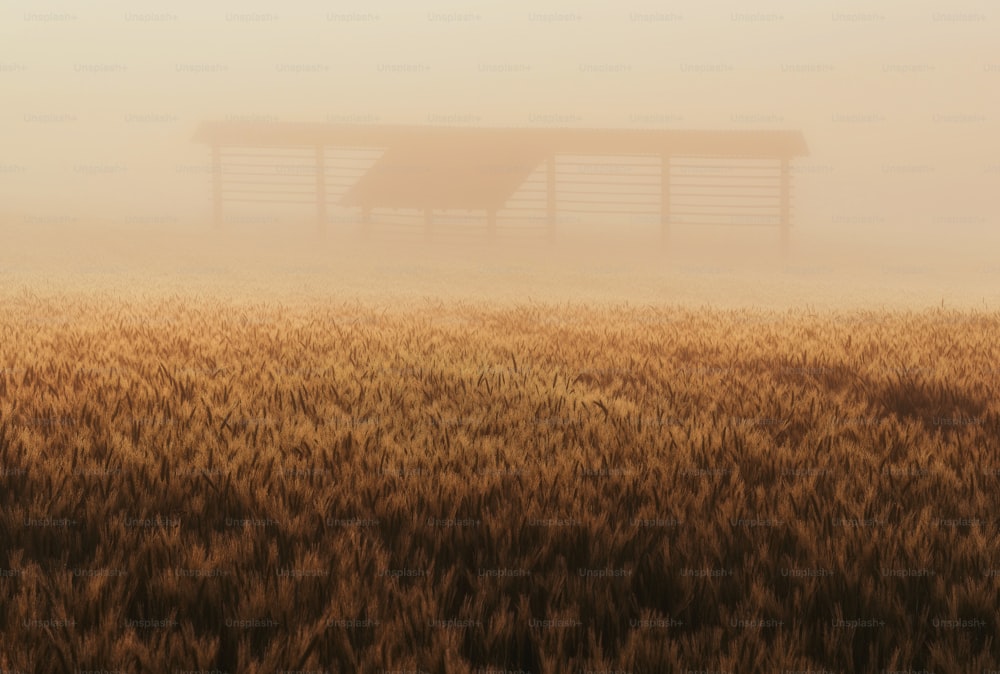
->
[224,197,321,204]
[222,188,318,195]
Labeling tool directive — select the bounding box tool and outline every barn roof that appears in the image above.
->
[193,121,808,155]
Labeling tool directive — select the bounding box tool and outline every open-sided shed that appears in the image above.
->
[193,121,808,248]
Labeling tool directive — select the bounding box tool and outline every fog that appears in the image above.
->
[2,0,998,309]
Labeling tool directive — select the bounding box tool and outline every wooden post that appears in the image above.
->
[546,156,556,243]
[315,145,327,236]
[211,143,223,229]
[487,209,497,241]
[424,208,433,241]
[660,153,671,251]
[779,157,790,259]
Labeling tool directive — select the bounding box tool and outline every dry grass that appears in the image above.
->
[1,291,999,673]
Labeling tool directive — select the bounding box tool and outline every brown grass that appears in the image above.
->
[1,292,998,673]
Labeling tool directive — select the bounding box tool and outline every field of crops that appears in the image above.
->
[2,290,999,673]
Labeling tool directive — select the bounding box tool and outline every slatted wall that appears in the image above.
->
[209,148,791,244]
[211,145,382,230]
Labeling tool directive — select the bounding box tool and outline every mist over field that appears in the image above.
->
[4,219,999,313]
[1,0,998,309]
[2,2,1000,673]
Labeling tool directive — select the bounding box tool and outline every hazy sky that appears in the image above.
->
[1,0,997,245]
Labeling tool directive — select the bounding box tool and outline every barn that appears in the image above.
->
[193,121,807,251]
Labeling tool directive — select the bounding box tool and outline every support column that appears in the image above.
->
[779,157,791,259]
[424,208,433,241]
[546,156,556,243]
[315,145,327,236]
[211,143,223,229]
[660,153,671,251]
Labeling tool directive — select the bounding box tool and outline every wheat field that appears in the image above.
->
[1,288,999,673]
